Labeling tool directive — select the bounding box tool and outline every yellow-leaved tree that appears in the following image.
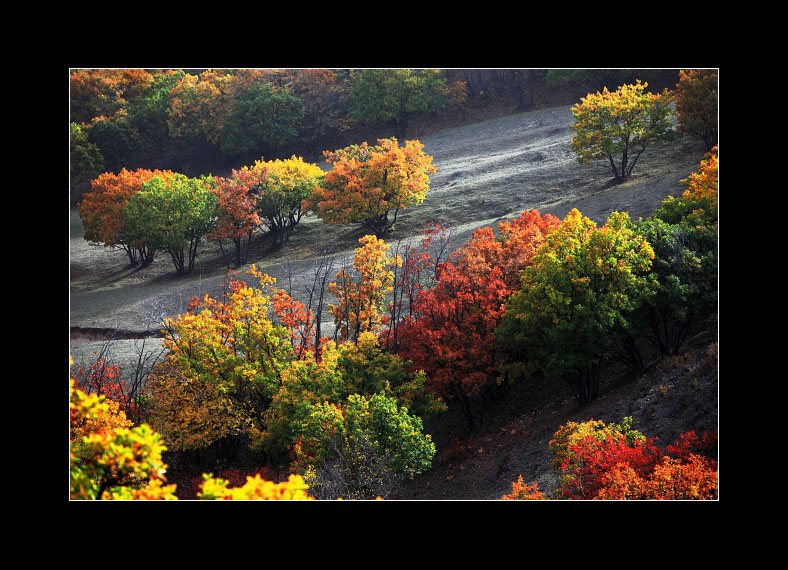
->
[145,267,310,457]
[329,235,402,343]
[70,359,314,500]
[570,81,676,181]
[250,155,325,246]
[70,375,178,500]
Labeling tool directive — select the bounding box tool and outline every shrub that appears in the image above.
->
[292,392,436,499]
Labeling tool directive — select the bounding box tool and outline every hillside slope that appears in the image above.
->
[390,335,718,500]
[69,104,717,500]
[70,104,708,337]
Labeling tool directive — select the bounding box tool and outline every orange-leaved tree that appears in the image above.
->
[655,145,718,228]
[307,138,435,236]
[502,476,546,500]
[77,167,178,266]
[70,69,155,125]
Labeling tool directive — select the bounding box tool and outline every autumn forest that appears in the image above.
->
[69,68,718,500]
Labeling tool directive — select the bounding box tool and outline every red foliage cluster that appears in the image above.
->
[72,357,139,420]
[558,430,718,500]
[394,210,559,427]
[437,436,481,465]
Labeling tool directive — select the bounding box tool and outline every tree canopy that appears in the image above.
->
[497,209,656,405]
[349,69,448,139]
[570,81,676,180]
[308,137,435,236]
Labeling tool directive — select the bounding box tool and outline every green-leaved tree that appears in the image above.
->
[349,69,447,139]
[123,173,218,274]
[497,209,656,405]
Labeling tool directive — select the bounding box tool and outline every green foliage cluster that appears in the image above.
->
[219,82,303,156]
[495,148,717,405]
[70,68,683,186]
[349,69,449,139]
[78,157,327,274]
[144,264,439,497]
[262,332,443,466]
[69,68,452,183]
[295,392,436,499]
[70,123,104,184]
[497,209,659,404]
[123,174,218,274]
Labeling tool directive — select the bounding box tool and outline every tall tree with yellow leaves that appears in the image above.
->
[329,235,402,343]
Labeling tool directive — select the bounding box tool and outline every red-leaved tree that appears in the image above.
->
[209,174,263,267]
[381,222,452,351]
[71,356,140,423]
[396,210,560,431]
[78,168,178,266]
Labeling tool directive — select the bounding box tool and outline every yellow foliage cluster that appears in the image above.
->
[329,235,402,342]
[570,81,674,179]
[69,377,178,500]
[70,382,133,443]
[70,358,316,500]
[199,474,313,500]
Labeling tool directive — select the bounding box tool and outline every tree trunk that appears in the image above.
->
[566,360,603,406]
[619,333,646,376]
[124,246,139,267]
[459,393,475,434]
[169,247,186,274]
[396,112,409,140]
